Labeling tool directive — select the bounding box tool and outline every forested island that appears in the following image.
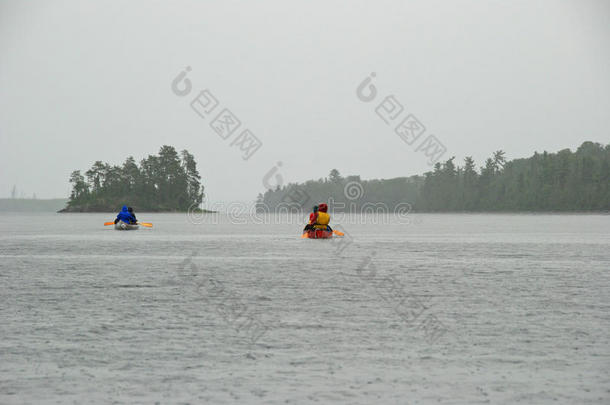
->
[61,145,205,212]
[258,141,610,212]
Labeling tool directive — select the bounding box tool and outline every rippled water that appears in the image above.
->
[1,212,609,404]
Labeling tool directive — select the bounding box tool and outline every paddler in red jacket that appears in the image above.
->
[303,205,319,231]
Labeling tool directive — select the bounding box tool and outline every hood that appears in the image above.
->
[121,205,129,212]
[318,203,328,213]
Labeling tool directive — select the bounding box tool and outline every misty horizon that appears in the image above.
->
[3,140,608,202]
[2,1,609,203]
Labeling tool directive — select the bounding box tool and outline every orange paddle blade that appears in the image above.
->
[138,222,153,227]
[104,222,114,226]
[301,232,309,238]
[333,230,344,236]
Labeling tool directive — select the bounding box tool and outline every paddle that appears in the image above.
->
[104,221,153,227]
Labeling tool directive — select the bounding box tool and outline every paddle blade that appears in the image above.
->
[104,222,114,226]
[138,222,153,227]
[301,233,309,238]
[333,230,344,236]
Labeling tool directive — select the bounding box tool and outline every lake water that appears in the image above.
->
[1,212,609,404]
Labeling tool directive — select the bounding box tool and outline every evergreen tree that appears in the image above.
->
[329,169,343,183]
[65,145,204,212]
[258,142,609,212]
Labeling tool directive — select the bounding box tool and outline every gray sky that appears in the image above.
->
[1,0,609,203]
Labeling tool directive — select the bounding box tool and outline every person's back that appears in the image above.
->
[127,207,137,224]
[309,206,319,225]
[115,205,136,224]
[303,205,319,232]
[314,203,331,230]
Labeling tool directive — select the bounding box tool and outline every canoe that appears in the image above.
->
[114,221,139,230]
[303,229,333,239]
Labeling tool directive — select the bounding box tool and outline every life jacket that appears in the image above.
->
[314,211,330,229]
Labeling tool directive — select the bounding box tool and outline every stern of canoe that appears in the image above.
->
[303,229,333,239]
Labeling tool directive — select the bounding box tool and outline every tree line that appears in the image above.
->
[257,141,610,212]
[63,145,204,212]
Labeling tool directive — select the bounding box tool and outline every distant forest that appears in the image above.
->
[258,141,610,212]
[0,198,67,212]
[62,145,204,212]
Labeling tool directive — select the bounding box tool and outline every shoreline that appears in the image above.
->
[57,209,218,214]
[53,210,610,214]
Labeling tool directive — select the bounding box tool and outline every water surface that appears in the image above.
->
[1,213,609,404]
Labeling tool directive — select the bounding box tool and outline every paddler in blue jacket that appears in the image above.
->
[114,205,137,225]
[128,207,137,223]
